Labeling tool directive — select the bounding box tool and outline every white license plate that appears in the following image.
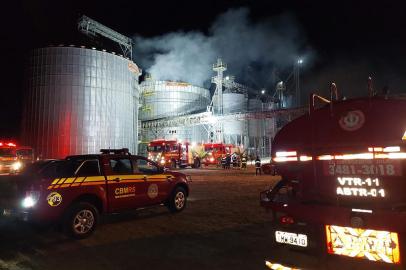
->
[275,231,308,247]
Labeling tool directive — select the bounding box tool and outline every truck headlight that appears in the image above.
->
[21,191,40,208]
[209,157,215,162]
[160,159,166,164]
[12,161,22,171]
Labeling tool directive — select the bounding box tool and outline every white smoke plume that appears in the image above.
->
[133,8,312,88]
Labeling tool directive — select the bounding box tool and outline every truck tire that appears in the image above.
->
[193,158,201,168]
[63,202,99,239]
[171,159,177,169]
[168,187,187,213]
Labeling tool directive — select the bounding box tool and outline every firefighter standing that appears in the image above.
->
[232,153,237,168]
[226,154,231,169]
[255,156,261,175]
[221,155,227,169]
[241,154,247,170]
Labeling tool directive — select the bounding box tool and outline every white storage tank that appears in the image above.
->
[22,46,140,158]
[139,80,210,121]
[222,93,247,145]
[248,98,262,138]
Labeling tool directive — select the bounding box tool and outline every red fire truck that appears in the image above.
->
[147,140,236,168]
[261,88,406,269]
[147,139,202,168]
[201,143,234,166]
[0,142,34,174]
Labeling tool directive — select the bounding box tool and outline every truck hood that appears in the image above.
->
[165,171,190,182]
[0,174,44,198]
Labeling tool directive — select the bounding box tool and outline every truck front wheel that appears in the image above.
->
[193,158,201,168]
[171,159,177,169]
[63,202,99,239]
[168,187,187,213]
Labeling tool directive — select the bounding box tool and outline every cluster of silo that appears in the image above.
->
[22,46,140,159]
[139,79,210,143]
[22,46,279,159]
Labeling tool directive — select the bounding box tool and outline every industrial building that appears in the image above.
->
[21,15,304,159]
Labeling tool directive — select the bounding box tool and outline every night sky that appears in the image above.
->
[2,0,406,140]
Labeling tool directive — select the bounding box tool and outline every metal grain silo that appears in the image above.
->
[139,80,210,121]
[222,93,247,146]
[22,46,140,159]
[248,98,263,138]
[138,79,210,145]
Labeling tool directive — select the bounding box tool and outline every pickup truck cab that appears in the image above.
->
[0,149,190,239]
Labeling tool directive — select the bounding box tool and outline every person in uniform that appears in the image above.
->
[226,154,231,169]
[241,154,247,170]
[221,155,227,169]
[232,153,237,168]
[255,156,261,175]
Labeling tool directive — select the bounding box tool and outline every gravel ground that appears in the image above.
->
[0,167,283,270]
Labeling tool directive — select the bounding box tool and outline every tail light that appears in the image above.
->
[280,215,295,225]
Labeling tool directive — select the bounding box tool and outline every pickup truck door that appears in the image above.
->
[134,158,172,205]
[106,157,144,212]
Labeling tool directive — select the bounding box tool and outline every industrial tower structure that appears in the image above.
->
[78,15,134,60]
[209,58,227,142]
[212,58,227,115]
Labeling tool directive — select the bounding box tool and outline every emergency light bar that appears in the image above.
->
[274,146,406,162]
[0,142,16,147]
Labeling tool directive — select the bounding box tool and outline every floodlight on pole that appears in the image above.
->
[294,58,303,107]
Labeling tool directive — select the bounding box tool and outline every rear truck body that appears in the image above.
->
[261,90,406,269]
[0,149,190,238]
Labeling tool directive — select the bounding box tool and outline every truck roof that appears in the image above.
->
[149,140,178,145]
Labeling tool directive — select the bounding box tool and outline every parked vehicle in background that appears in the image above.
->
[0,148,191,239]
[0,142,34,174]
[261,163,277,175]
[147,139,203,168]
[201,143,235,166]
[147,140,241,169]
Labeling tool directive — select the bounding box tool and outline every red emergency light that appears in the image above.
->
[0,142,17,147]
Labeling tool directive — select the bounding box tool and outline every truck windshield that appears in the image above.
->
[21,160,56,175]
[16,149,33,158]
[0,148,15,157]
[147,145,163,152]
[39,160,82,178]
[205,146,220,152]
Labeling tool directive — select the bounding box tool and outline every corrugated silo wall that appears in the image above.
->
[22,47,140,159]
[222,93,248,146]
[139,80,210,145]
[247,99,276,157]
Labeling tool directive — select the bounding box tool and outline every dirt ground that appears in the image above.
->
[0,166,287,270]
